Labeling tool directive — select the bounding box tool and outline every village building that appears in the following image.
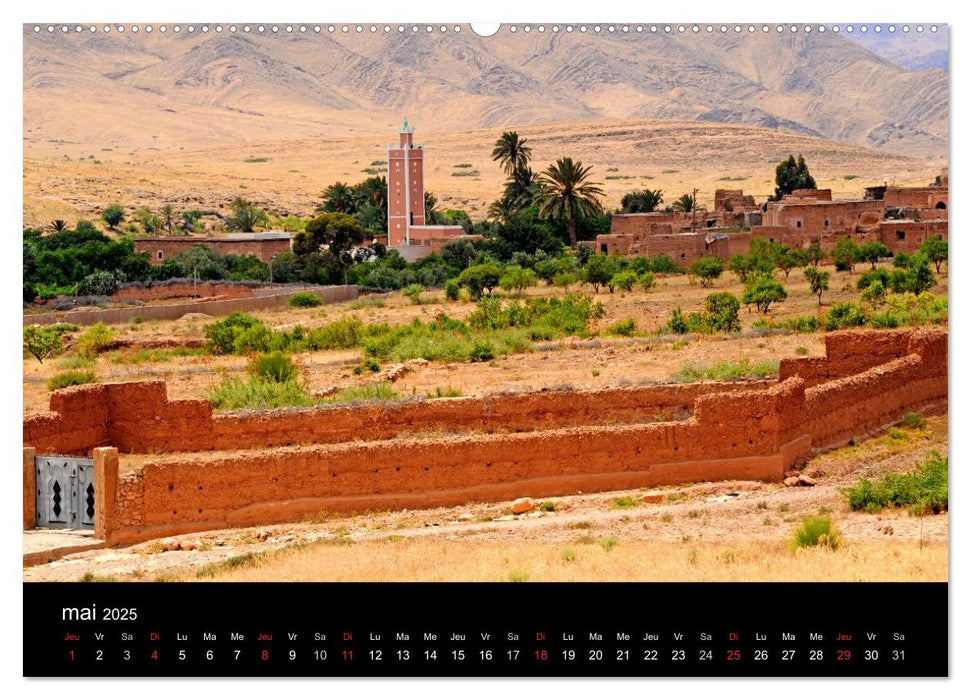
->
[135,231,292,266]
[595,180,947,264]
[387,120,474,261]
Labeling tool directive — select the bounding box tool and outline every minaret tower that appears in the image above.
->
[387,119,426,247]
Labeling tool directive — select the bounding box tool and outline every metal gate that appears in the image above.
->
[35,456,95,530]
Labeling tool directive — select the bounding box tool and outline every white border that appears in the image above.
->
[3,0,964,698]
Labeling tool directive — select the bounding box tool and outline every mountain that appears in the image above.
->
[23,26,948,158]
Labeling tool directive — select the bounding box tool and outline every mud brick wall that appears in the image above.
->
[23,378,770,456]
[135,237,292,266]
[24,329,947,545]
[23,285,358,327]
[111,281,262,303]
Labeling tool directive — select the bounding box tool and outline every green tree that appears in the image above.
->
[687,256,723,287]
[858,241,891,270]
[743,276,788,314]
[319,182,357,214]
[295,212,367,281]
[805,242,826,268]
[491,131,532,176]
[457,263,502,299]
[101,204,124,230]
[620,189,664,213]
[919,236,948,274]
[610,270,639,293]
[671,193,696,214]
[773,154,816,200]
[583,253,619,293]
[727,254,752,283]
[135,208,164,234]
[160,204,176,235]
[704,292,741,332]
[499,265,537,295]
[534,158,605,248]
[832,237,860,272]
[225,197,268,233]
[804,266,829,305]
[23,325,65,364]
[49,219,68,233]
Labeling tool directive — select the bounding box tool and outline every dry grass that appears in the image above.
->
[198,538,946,583]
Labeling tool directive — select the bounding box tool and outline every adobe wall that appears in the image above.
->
[25,329,946,545]
[878,220,948,254]
[23,379,769,457]
[23,285,358,327]
[134,237,292,266]
[883,186,948,210]
[111,281,263,303]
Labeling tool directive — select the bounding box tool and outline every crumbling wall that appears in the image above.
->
[24,329,947,545]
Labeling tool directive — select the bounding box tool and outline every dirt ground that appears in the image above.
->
[22,416,948,583]
[22,262,945,416]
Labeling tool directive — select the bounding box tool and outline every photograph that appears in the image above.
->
[22,21,947,592]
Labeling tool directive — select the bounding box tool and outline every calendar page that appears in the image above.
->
[21,18,948,678]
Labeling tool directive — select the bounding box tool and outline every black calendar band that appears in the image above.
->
[23,582,947,677]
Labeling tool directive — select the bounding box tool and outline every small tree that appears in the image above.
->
[687,257,723,288]
[804,267,829,305]
[583,254,618,293]
[919,237,948,274]
[727,254,752,283]
[704,292,741,332]
[805,242,825,268]
[457,263,502,299]
[610,270,639,293]
[858,241,891,270]
[499,265,537,295]
[773,154,816,200]
[23,325,64,364]
[743,276,787,314]
[401,284,425,305]
[832,237,860,273]
[101,204,124,230]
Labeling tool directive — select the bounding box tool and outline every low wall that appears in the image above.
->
[23,285,358,327]
[111,281,265,303]
[24,329,947,545]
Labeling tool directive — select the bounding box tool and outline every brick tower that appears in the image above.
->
[387,119,426,247]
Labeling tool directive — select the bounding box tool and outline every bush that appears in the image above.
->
[901,412,927,429]
[47,370,98,391]
[469,340,495,362]
[23,325,65,364]
[78,270,121,296]
[75,323,115,357]
[288,291,324,308]
[499,266,537,295]
[704,292,741,332]
[673,358,779,382]
[444,279,460,301]
[308,317,364,350]
[210,378,313,411]
[639,271,656,290]
[610,270,639,293]
[205,313,264,354]
[790,516,842,551]
[401,283,425,305]
[248,352,298,383]
[606,318,637,337]
[825,302,866,331]
[743,276,787,314]
[457,263,502,299]
[845,454,947,516]
[323,382,397,404]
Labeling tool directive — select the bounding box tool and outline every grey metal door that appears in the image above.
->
[35,456,95,530]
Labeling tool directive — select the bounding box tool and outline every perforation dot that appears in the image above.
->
[301,25,307,33]
[917,26,924,33]
[903,26,910,33]
[931,25,938,33]
[174,26,181,33]
[145,25,152,33]
[159,26,167,33]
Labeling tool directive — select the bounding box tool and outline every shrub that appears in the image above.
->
[205,313,264,354]
[401,283,425,305]
[790,515,842,551]
[607,318,637,337]
[638,271,656,290]
[561,547,577,562]
[825,302,866,331]
[457,263,502,299]
[308,317,364,350]
[75,323,115,357]
[288,291,324,308]
[598,535,619,552]
[832,237,860,272]
[804,266,829,305]
[666,308,689,334]
[673,358,779,382]
[47,370,97,391]
[469,340,495,362]
[248,351,298,383]
[612,496,636,509]
[78,270,120,296]
[845,454,947,515]
[324,382,397,404]
[507,568,529,583]
[210,378,313,411]
[610,270,639,293]
[444,279,460,301]
[901,412,926,429]
[499,266,537,295]
[704,292,741,332]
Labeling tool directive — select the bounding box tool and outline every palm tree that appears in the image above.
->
[671,193,697,213]
[534,158,605,247]
[161,205,175,235]
[225,197,268,233]
[491,131,532,176]
[620,189,664,213]
[49,219,67,233]
[318,182,356,214]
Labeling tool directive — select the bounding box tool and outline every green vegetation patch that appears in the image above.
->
[845,453,947,516]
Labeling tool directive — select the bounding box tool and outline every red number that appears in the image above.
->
[837,649,851,662]
[68,650,74,661]
[261,650,269,661]
[342,649,353,661]
[150,650,158,661]
[535,649,548,661]
[727,649,740,661]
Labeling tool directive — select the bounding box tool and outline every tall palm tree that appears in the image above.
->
[621,189,664,213]
[49,219,67,233]
[534,158,605,247]
[491,131,532,176]
[161,204,175,235]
